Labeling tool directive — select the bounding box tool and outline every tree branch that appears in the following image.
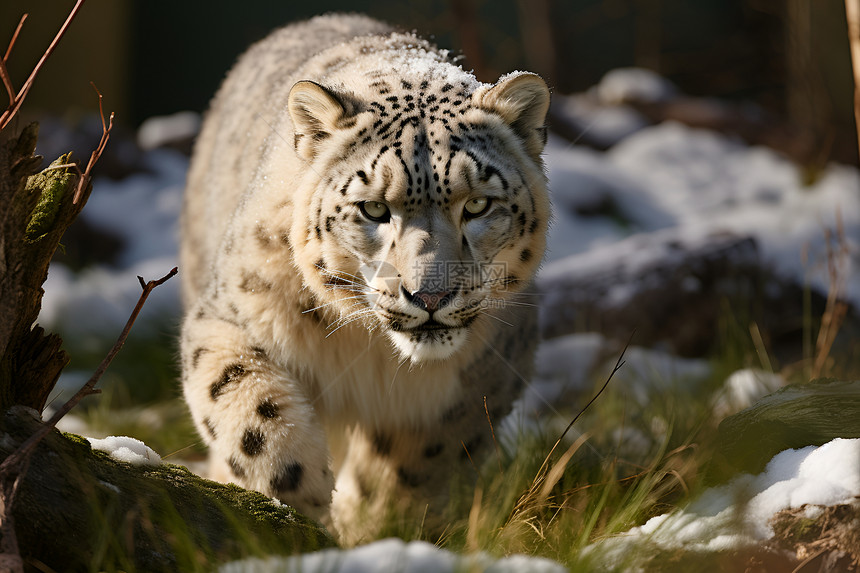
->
[0,267,178,480]
[2,14,27,64]
[0,268,176,573]
[0,14,27,107]
[0,0,86,131]
[73,83,113,204]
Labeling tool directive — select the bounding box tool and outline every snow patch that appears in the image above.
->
[87,436,162,466]
[41,257,181,339]
[137,111,201,150]
[218,538,566,573]
[599,345,711,405]
[594,67,678,105]
[587,438,860,564]
[605,122,860,307]
[711,369,786,419]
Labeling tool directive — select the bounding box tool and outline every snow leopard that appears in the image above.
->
[180,13,550,543]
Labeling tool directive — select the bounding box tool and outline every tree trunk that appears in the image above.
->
[0,125,83,412]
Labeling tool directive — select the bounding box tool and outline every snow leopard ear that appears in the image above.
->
[475,73,550,162]
[288,81,349,160]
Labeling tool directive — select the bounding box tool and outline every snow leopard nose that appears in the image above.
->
[402,286,454,313]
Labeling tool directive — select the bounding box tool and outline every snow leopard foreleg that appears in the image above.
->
[181,308,333,520]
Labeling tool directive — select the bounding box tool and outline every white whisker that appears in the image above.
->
[325,301,374,328]
[317,265,369,284]
[325,310,376,338]
[302,295,367,314]
[485,298,538,309]
[481,312,514,327]
[328,285,372,294]
[388,355,410,394]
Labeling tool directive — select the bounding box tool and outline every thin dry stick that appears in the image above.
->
[1,14,27,106]
[0,0,86,131]
[0,62,12,108]
[0,267,177,477]
[73,83,114,204]
[2,14,28,63]
[812,215,849,378]
[483,396,503,474]
[847,0,860,161]
[531,333,632,485]
[0,59,13,108]
[0,266,176,573]
[42,84,115,204]
[505,335,631,525]
[790,546,829,573]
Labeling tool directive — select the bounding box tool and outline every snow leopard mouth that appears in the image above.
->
[386,319,471,360]
[411,318,456,332]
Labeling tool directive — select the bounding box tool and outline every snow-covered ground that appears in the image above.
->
[544,123,859,308]
[586,437,860,564]
[35,68,860,569]
[220,538,566,573]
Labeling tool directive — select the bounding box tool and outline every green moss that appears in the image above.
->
[2,410,334,573]
[786,517,818,540]
[714,379,860,478]
[61,430,93,449]
[25,153,77,243]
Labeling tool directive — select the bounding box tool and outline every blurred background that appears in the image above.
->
[3,3,860,566]
[1,0,857,468]
[2,0,857,166]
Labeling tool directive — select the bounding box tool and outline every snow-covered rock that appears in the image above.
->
[586,438,860,566]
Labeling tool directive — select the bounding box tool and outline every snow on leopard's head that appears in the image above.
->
[287,60,550,362]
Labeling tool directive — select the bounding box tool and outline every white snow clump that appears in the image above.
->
[87,436,162,466]
[219,538,566,573]
[587,438,860,566]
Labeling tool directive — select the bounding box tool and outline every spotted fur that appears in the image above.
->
[180,14,549,544]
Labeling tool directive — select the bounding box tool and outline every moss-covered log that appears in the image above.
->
[0,406,334,572]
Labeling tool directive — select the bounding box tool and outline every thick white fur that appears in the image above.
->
[180,14,550,544]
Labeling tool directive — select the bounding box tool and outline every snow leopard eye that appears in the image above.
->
[359,201,390,223]
[463,197,491,218]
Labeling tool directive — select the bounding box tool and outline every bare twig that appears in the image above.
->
[60,269,177,431]
[790,546,829,573]
[0,0,86,131]
[33,85,115,206]
[2,14,27,64]
[811,215,849,379]
[533,332,632,484]
[0,267,177,571]
[0,14,27,106]
[0,267,177,474]
[73,83,114,204]
[483,396,503,474]
[504,334,631,526]
[0,59,13,107]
